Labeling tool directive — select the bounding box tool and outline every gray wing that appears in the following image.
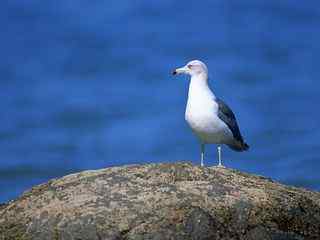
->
[216,98,244,143]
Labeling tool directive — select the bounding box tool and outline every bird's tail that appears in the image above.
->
[227,141,249,152]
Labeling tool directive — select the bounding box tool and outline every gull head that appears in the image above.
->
[172,60,208,77]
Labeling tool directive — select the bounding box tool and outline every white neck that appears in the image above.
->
[187,73,215,102]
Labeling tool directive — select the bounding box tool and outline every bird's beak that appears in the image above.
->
[172,66,188,75]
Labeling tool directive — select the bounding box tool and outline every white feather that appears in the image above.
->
[185,72,234,144]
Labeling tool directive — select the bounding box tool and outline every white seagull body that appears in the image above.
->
[185,77,233,144]
[173,60,249,167]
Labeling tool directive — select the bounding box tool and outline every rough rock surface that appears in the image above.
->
[0,162,320,240]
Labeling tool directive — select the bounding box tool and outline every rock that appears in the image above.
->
[0,162,319,240]
[184,207,220,240]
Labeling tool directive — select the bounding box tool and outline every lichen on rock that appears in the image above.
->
[0,162,319,240]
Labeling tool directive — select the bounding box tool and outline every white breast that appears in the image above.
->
[185,76,233,144]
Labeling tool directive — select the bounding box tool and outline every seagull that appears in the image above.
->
[173,60,249,167]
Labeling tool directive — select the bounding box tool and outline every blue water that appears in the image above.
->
[1,1,319,203]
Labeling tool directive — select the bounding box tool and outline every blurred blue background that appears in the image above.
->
[1,0,319,203]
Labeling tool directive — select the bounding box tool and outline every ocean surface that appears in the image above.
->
[1,0,319,203]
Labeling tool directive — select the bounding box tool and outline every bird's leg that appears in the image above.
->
[217,146,222,166]
[200,143,205,167]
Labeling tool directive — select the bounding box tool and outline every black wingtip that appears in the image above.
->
[227,142,249,152]
[242,142,249,151]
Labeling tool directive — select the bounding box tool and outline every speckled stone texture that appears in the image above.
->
[0,162,319,240]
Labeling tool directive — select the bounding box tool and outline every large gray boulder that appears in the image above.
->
[0,162,319,240]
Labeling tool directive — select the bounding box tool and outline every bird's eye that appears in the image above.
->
[187,64,193,69]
